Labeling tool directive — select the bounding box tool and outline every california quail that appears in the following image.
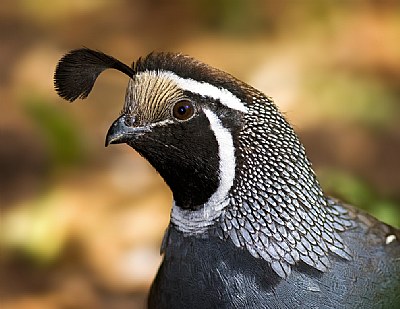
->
[54,48,400,309]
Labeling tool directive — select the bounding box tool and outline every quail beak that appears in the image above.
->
[105,114,150,146]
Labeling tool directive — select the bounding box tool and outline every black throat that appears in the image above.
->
[130,113,220,210]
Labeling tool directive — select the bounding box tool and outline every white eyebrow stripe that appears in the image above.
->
[157,70,248,113]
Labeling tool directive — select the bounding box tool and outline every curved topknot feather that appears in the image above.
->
[54,48,134,102]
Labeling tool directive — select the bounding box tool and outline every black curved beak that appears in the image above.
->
[105,115,150,146]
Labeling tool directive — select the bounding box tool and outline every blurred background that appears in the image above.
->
[1,0,399,308]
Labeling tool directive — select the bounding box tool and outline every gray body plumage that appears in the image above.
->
[150,209,400,309]
[53,49,400,308]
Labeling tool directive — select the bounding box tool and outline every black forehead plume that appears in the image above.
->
[135,52,249,102]
[54,49,251,103]
[54,48,135,102]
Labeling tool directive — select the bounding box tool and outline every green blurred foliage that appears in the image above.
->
[319,169,400,227]
[1,193,70,265]
[198,0,268,34]
[23,96,86,170]
[307,73,399,130]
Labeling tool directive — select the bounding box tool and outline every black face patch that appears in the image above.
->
[128,112,220,209]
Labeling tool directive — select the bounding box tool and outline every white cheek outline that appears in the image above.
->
[170,108,236,234]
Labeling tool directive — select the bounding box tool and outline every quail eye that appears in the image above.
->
[172,100,194,121]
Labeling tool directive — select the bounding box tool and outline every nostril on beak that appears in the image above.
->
[124,115,136,127]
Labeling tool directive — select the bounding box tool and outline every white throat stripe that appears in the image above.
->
[159,71,248,113]
[170,109,236,234]
[203,109,236,208]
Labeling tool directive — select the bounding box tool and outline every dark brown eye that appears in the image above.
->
[172,100,194,121]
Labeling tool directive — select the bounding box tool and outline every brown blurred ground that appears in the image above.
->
[1,1,400,308]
